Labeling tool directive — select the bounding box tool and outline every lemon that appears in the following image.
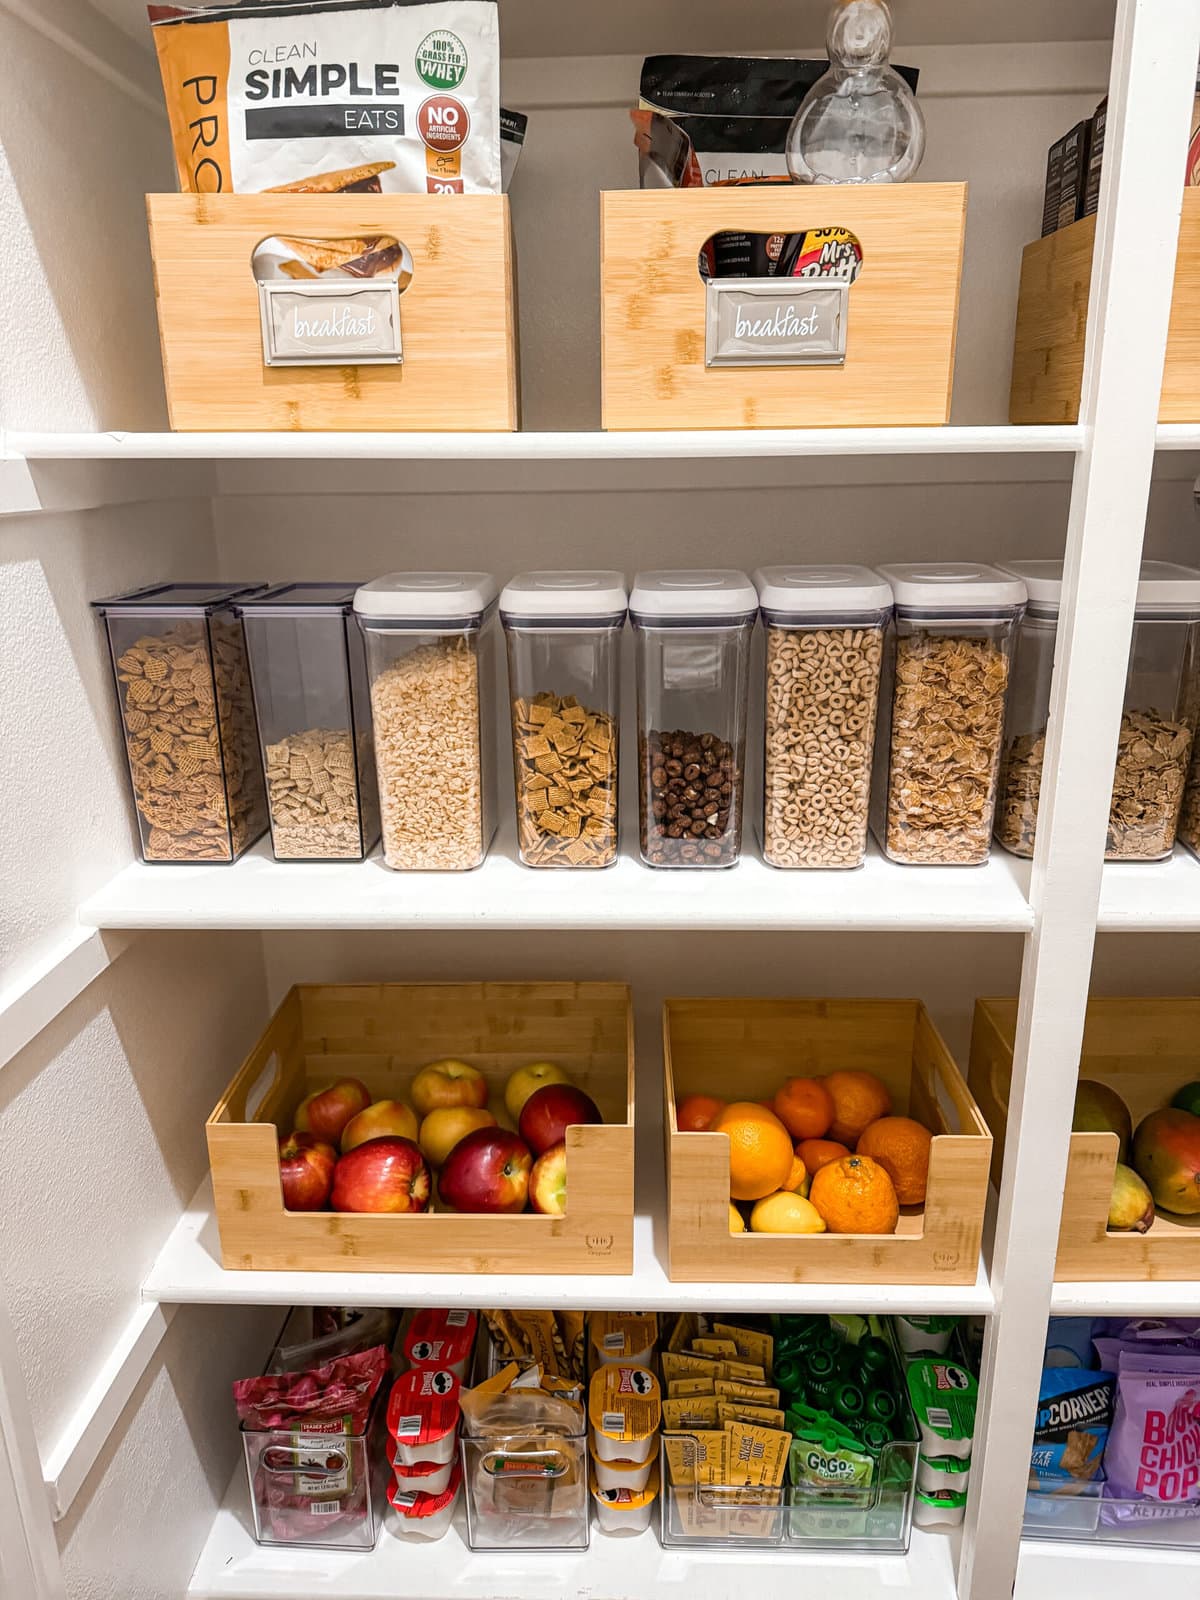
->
[749,1192,827,1234]
[729,1202,746,1234]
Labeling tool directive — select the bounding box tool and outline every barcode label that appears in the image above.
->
[603,1411,625,1432]
[391,1490,418,1508]
[603,1332,624,1351]
[309,1501,341,1515]
[927,1407,953,1430]
[394,1414,423,1437]
[447,1310,470,1327]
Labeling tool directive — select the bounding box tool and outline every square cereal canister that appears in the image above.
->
[663,998,992,1284]
[207,983,635,1275]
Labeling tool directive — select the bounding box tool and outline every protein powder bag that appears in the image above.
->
[149,0,501,196]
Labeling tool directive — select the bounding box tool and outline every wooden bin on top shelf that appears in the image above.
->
[206,982,634,1275]
[1009,193,1200,423]
[970,997,1200,1283]
[147,193,517,431]
[600,184,967,430]
[663,998,992,1285]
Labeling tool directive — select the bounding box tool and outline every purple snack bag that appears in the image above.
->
[1102,1350,1200,1525]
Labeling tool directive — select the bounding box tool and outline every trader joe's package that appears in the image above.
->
[149,0,501,195]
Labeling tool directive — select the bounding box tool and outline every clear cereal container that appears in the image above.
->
[237,584,379,863]
[500,571,627,869]
[92,582,268,864]
[871,564,1026,865]
[754,565,891,869]
[996,560,1200,861]
[631,570,757,868]
[354,573,499,871]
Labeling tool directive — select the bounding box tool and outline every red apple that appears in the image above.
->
[410,1059,489,1117]
[294,1077,371,1145]
[518,1084,602,1156]
[340,1099,419,1154]
[331,1137,431,1214]
[529,1142,568,1216]
[438,1128,532,1214]
[278,1131,337,1211]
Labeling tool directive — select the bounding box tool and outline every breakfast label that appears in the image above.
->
[705,278,848,368]
[258,279,402,365]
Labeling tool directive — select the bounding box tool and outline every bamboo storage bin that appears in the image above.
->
[207,982,634,1274]
[600,185,967,430]
[1009,192,1200,423]
[147,193,517,431]
[971,997,1200,1283]
[663,998,992,1284]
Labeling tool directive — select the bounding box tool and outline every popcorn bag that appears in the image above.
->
[1102,1350,1200,1524]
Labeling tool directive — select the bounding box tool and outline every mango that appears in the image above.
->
[1107,1163,1155,1233]
[1073,1080,1132,1162]
[1132,1108,1200,1216]
[1170,1081,1200,1117]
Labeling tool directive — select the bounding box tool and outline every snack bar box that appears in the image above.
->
[206,982,635,1274]
[147,192,517,431]
[600,185,967,430]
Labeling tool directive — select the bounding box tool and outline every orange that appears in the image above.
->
[825,1069,893,1147]
[797,1137,851,1174]
[781,1154,809,1196]
[809,1154,900,1235]
[677,1093,726,1132]
[773,1076,835,1141]
[711,1102,795,1202]
[855,1116,932,1206]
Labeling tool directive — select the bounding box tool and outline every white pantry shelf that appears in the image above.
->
[79,835,1034,934]
[1096,847,1200,931]
[1016,1534,1200,1599]
[1050,1278,1200,1316]
[143,1176,994,1317]
[8,424,1083,462]
[189,1464,960,1600]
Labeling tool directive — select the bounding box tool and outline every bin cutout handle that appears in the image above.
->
[251,234,412,367]
[700,228,861,369]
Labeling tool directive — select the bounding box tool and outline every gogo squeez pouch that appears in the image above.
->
[1102,1350,1200,1524]
[149,0,501,196]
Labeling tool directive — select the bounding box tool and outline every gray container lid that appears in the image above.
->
[996,559,1200,616]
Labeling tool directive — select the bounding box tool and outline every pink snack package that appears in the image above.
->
[1101,1349,1200,1525]
[234,1345,389,1433]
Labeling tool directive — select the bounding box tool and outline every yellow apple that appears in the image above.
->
[340,1099,419,1154]
[410,1058,489,1118]
[503,1060,573,1124]
[418,1106,497,1168]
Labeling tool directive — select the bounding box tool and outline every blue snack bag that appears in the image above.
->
[1029,1368,1115,1493]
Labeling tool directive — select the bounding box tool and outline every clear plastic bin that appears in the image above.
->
[755,565,891,869]
[460,1426,590,1551]
[354,573,499,871]
[92,582,268,863]
[242,1383,385,1551]
[994,561,1200,861]
[500,571,626,869]
[237,584,379,862]
[871,564,1026,865]
[1024,1480,1200,1547]
[630,570,757,868]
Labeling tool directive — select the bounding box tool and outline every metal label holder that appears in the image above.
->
[704,277,849,368]
[257,278,403,367]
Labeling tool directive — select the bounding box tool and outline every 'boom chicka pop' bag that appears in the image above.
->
[148,0,501,196]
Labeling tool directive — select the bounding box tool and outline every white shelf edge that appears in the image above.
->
[79,834,1035,935]
[189,1461,962,1600]
[144,1177,995,1316]
[9,425,1085,462]
[1095,847,1200,931]
[1153,423,1200,450]
[1050,1279,1200,1316]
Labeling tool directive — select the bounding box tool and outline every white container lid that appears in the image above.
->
[877,562,1027,613]
[996,558,1200,616]
[500,570,627,621]
[754,564,892,617]
[630,569,757,623]
[354,572,498,622]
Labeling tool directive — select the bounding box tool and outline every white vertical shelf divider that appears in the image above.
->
[959,5,1200,1600]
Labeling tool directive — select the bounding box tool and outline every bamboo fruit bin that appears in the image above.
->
[970,997,1200,1283]
[663,998,992,1284]
[147,193,517,431]
[1009,191,1200,423]
[600,184,967,430]
[207,982,634,1274]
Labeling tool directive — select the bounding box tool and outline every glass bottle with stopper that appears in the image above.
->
[786,0,925,184]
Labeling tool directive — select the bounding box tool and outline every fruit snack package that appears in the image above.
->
[235,1344,390,1549]
[1100,1348,1200,1525]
